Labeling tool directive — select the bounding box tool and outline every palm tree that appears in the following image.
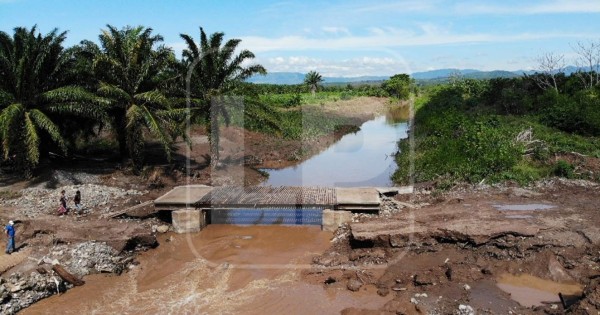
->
[304,71,323,96]
[0,26,106,174]
[83,25,184,169]
[180,27,266,168]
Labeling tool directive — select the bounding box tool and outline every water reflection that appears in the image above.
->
[262,109,408,187]
[386,105,410,124]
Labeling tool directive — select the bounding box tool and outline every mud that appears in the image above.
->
[22,226,392,314]
[308,180,600,314]
[4,180,600,314]
[496,274,582,307]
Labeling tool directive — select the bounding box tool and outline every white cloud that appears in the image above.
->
[454,0,600,15]
[349,0,600,16]
[257,56,412,77]
[239,28,592,53]
[322,26,351,36]
[352,0,439,13]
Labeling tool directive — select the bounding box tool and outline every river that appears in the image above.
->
[23,225,391,314]
[262,114,408,187]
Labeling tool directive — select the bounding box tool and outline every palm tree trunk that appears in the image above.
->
[116,115,129,160]
[209,107,220,169]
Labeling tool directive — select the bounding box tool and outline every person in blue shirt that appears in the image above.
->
[5,220,15,254]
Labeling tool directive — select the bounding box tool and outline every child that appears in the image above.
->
[58,190,68,215]
[73,190,82,214]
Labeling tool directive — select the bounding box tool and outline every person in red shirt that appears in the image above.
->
[58,190,68,215]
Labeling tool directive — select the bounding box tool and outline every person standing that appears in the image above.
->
[58,190,68,215]
[4,220,15,254]
[73,190,82,214]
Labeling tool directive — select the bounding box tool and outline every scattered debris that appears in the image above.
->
[457,304,475,315]
[1,183,145,217]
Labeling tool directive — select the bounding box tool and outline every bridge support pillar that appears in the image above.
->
[172,209,206,233]
[322,209,352,232]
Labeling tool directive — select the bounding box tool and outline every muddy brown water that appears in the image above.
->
[22,225,391,314]
[496,273,582,307]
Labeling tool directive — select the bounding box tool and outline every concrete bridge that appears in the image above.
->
[154,185,412,233]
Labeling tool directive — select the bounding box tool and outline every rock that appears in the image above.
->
[349,248,385,262]
[458,304,475,315]
[347,278,363,292]
[8,281,28,293]
[156,225,170,233]
[509,187,542,198]
[41,257,54,265]
[324,276,337,285]
[410,297,418,304]
[548,256,574,282]
[445,266,453,281]
[413,274,434,286]
[0,181,145,218]
[377,286,389,296]
[463,284,471,291]
[0,271,59,315]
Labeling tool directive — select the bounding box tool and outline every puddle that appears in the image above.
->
[469,280,520,313]
[262,115,408,187]
[496,274,582,307]
[493,204,556,211]
[504,214,534,219]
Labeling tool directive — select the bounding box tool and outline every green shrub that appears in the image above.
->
[340,91,353,100]
[553,160,575,178]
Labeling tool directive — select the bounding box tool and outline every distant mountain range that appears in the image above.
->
[246,66,588,85]
[246,72,390,85]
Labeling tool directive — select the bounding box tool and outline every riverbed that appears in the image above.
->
[23,225,391,314]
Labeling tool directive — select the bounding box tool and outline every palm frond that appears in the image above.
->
[134,90,169,108]
[29,108,67,154]
[0,102,24,158]
[97,82,131,102]
[140,105,172,161]
[43,86,106,104]
[23,111,40,164]
[180,33,199,59]
[0,89,15,108]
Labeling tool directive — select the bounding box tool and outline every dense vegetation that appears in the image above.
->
[0,25,404,177]
[394,74,600,187]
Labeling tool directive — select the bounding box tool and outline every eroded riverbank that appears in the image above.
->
[1,178,598,314]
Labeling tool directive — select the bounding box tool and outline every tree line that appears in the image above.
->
[0,25,267,175]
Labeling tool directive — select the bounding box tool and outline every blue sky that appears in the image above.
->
[1,0,599,76]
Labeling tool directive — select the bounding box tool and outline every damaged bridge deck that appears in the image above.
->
[153,185,389,211]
